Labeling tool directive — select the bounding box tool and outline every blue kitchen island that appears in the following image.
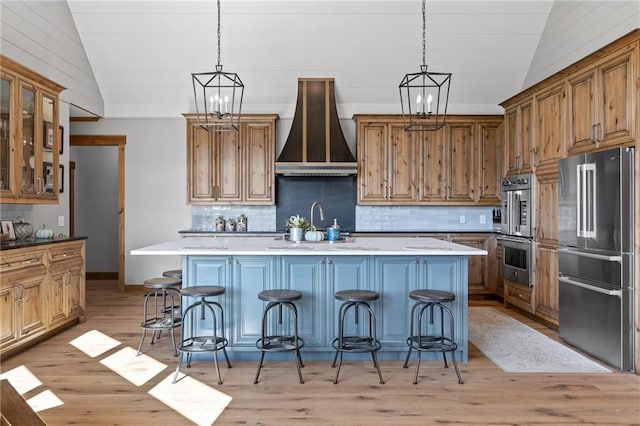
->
[131,236,486,362]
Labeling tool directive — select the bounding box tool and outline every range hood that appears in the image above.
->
[276,78,357,176]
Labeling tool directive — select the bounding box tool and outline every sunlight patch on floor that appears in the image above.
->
[149,373,232,426]
[0,365,42,394]
[69,329,121,358]
[99,347,167,386]
[27,389,64,412]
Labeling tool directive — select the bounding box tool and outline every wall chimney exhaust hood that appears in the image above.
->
[276,78,357,176]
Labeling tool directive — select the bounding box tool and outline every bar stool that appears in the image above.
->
[137,277,182,356]
[331,290,384,384]
[161,270,183,319]
[173,286,231,385]
[254,289,305,384]
[403,289,463,384]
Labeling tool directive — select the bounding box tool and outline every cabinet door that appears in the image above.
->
[17,274,46,337]
[449,235,489,296]
[19,82,37,198]
[357,122,388,203]
[373,257,413,347]
[49,268,67,325]
[188,125,216,201]
[0,73,14,199]
[535,172,558,245]
[597,49,635,146]
[243,122,274,204]
[446,123,475,203]
[231,256,276,346]
[535,83,565,172]
[567,67,598,153]
[534,243,559,325]
[329,256,371,344]
[66,263,85,319]
[505,107,519,174]
[0,284,18,348]
[216,131,242,202]
[387,125,417,203]
[477,121,502,204]
[519,100,533,173]
[417,128,446,202]
[281,256,326,346]
[494,238,503,296]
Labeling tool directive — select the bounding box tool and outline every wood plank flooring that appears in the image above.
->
[1,280,639,425]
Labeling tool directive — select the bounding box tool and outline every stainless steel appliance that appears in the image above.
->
[499,173,535,286]
[558,146,635,371]
[501,173,534,238]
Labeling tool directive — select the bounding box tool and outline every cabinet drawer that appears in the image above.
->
[49,242,83,263]
[0,250,46,274]
[505,281,533,312]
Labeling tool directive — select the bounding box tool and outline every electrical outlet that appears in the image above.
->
[459,215,466,224]
[58,215,65,227]
[479,215,486,224]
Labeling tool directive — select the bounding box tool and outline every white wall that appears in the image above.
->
[70,118,189,285]
[0,0,104,115]
[523,1,640,89]
[72,145,118,272]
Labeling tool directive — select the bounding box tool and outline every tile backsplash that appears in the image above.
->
[0,204,33,223]
[191,205,276,232]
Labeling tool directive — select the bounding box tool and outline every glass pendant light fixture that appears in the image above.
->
[399,0,451,131]
[192,0,244,132]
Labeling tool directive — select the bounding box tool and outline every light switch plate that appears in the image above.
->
[459,215,466,224]
[58,216,65,227]
[480,215,486,224]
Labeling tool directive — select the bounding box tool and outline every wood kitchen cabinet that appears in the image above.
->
[504,97,533,175]
[567,45,636,154]
[356,121,417,204]
[354,115,502,205]
[449,234,489,296]
[534,170,559,246]
[185,114,278,205]
[533,82,566,174]
[503,280,534,314]
[534,242,559,325]
[0,240,86,359]
[0,56,63,204]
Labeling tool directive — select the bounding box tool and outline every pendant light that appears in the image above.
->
[399,0,451,131]
[192,0,244,132]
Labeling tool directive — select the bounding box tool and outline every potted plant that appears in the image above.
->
[286,215,309,242]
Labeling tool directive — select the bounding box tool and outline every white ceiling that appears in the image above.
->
[67,0,556,118]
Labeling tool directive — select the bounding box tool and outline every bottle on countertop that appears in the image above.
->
[215,215,225,232]
[326,218,341,242]
[237,214,247,232]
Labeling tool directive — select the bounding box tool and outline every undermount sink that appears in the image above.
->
[265,245,314,250]
[331,246,379,251]
[403,245,453,251]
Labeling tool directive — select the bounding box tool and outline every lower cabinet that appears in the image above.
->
[0,240,86,358]
[504,280,535,313]
[533,243,559,325]
[183,254,468,360]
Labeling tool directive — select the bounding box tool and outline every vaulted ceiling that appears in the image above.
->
[64,1,580,118]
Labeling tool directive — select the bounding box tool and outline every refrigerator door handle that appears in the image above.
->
[558,275,622,297]
[558,247,623,263]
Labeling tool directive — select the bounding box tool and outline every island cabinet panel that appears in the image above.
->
[182,253,469,361]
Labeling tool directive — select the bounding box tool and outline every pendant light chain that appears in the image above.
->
[216,0,222,69]
[421,0,426,68]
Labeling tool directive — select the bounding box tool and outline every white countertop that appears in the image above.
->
[131,236,487,256]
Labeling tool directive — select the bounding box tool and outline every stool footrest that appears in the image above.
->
[406,335,457,352]
[332,336,382,353]
[141,317,181,329]
[178,336,228,353]
[256,335,305,352]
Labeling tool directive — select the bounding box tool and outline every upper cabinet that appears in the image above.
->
[185,114,278,205]
[0,56,64,204]
[533,81,566,174]
[567,45,636,154]
[354,115,502,206]
[504,97,533,175]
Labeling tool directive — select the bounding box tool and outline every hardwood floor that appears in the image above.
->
[1,280,639,425]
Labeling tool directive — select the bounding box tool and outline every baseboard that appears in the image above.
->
[86,272,118,280]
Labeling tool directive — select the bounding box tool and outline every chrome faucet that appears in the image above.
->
[310,201,324,231]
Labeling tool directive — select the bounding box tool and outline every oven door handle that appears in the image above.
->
[497,235,532,244]
[558,247,622,263]
[558,275,622,297]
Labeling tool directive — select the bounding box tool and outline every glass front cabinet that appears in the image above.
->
[0,56,64,203]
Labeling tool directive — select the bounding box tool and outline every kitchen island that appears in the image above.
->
[131,236,486,362]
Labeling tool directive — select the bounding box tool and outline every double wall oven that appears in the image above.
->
[500,174,534,286]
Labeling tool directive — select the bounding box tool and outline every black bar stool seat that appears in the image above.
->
[173,285,231,385]
[332,289,384,384]
[254,289,305,384]
[137,277,182,357]
[403,289,463,384]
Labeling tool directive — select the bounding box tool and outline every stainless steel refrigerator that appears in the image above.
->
[558,146,635,371]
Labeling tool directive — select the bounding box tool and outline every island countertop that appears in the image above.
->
[131,236,488,256]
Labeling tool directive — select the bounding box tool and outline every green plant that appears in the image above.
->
[286,214,310,229]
